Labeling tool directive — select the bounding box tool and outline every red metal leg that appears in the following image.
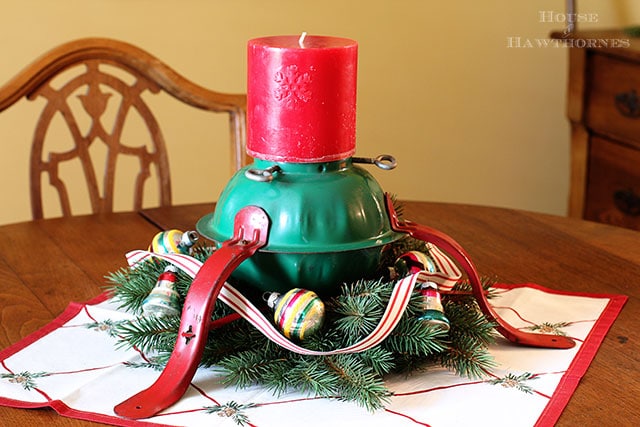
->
[385,194,575,349]
[114,206,270,419]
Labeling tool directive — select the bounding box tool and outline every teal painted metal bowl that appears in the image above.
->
[196,158,402,295]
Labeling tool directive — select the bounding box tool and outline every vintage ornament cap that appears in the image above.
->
[150,229,198,255]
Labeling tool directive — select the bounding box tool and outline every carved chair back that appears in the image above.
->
[0,38,247,219]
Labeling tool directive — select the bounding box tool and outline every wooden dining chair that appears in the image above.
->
[0,37,248,219]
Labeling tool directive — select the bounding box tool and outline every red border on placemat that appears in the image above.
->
[0,292,174,426]
[50,399,173,427]
[493,283,628,427]
[0,285,628,427]
[0,292,110,363]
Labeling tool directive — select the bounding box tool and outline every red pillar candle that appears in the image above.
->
[247,34,358,163]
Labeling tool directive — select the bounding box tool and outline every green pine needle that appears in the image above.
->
[218,348,290,389]
[446,302,497,348]
[114,314,180,354]
[105,261,166,313]
[124,359,167,372]
[323,354,391,411]
[330,279,389,341]
[384,319,449,356]
[286,356,342,398]
[439,344,497,379]
[108,236,499,411]
[355,347,396,376]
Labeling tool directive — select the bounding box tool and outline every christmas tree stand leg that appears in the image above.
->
[384,194,575,349]
[114,206,270,419]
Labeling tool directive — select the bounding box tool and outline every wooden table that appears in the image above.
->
[0,202,638,426]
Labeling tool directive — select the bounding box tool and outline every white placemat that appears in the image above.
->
[0,283,626,427]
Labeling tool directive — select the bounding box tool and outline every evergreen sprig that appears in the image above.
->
[322,354,391,410]
[284,355,342,398]
[218,347,289,389]
[383,319,449,356]
[105,260,166,313]
[330,278,390,341]
[106,246,235,321]
[115,313,180,353]
[109,239,498,411]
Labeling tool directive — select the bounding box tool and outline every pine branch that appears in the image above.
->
[354,347,396,376]
[284,356,342,398]
[200,323,270,367]
[322,354,391,411]
[256,359,298,396]
[217,348,290,389]
[438,341,496,379]
[383,318,449,356]
[106,234,502,411]
[124,359,166,372]
[435,297,496,378]
[299,327,348,352]
[330,279,389,342]
[105,261,166,313]
[105,247,234,321]
[115,315,180,354]
[445,301,497,348]
[390,353,436,374]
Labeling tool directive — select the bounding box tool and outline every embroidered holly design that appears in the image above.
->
[488,372,537,393]
[204,401,256,426]
[525,321,571,336]
[273,65,313,108]
[85,319,124,337]
[1,371,49,391]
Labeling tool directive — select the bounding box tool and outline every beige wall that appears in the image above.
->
[1,0,638,224]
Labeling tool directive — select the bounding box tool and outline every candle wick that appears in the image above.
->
[298,32,307,48]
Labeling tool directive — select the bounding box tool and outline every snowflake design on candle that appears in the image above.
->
[273,65,313,107]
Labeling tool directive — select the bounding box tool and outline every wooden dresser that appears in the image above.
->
[558,30,640,229]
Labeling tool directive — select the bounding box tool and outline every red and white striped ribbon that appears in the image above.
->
[423,243,462,291]
[125,247,460,355]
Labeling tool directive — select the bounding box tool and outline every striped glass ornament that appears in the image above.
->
[149,229,198,255]
[265,288,325,340]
